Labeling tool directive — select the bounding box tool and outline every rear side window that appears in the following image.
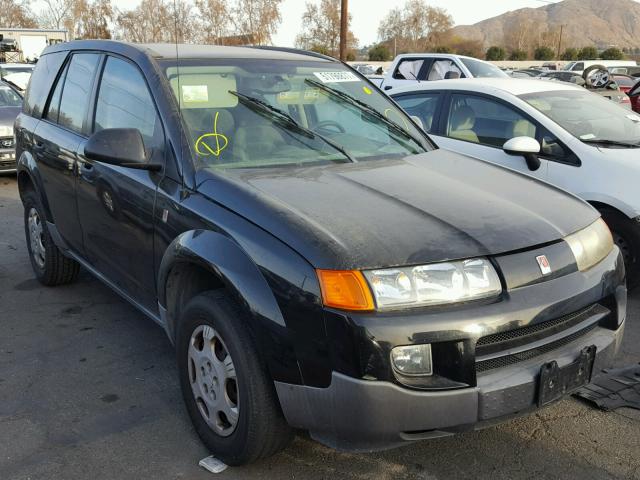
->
[393,93,440,132]
[45,62,68,123]
[57,53,100,133]
[23,51,67,117]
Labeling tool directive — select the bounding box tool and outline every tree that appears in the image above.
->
[73,0,114,39]
[485,46,506,61]
[195,0,232,44]
[368,44,390,61]
[295,0,358,58]
[601,47,624,60]
[231,0,283,46]
[503,18,540,57]
[433,45,452,54]
[377,0,453,53]
[534,46,554,61]
[116,0,173,43]
[40,0,74,29]
[560,48,578,61]
[509,49,527,61]
[0,0,37,28]
[578,46,598,60]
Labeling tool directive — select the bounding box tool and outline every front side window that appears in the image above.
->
[163,59,428,171]
[58,53,100,133]
[520,89,640,146]
[393,59,424,80]
[447,94,537,147]
[393,92,440,132]
[572,62,584,72]
[94,56,161,151]
[427,60,462,81]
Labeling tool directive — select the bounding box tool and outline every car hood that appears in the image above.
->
[197,150,598,270]
[0,106,20,127]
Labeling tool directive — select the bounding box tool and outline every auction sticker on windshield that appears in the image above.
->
[313,71,359,83]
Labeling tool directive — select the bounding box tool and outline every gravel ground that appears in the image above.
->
[1,175,639,480]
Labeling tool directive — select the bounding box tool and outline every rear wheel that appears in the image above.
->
[23,191,80,286]
[600,209,640,289]
[176,290,293,465]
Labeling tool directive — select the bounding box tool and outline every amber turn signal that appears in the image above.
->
[316,269,375,311]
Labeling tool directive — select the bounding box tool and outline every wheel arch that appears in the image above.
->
[159,228,291,337]
[17,151,54,223]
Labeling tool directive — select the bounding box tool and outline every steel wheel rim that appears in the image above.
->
[28,207,46,269]
[188,325,239,437]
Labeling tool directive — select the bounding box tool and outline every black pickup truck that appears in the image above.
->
[15,40,626,466]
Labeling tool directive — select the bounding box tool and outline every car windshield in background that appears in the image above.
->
[520,90,640,147]
[0,85,22,107]
[163,59,427,170]
[460,58,508,78]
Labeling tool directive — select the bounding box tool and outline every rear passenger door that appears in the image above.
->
[75,54,165,310]
[432,92,549,180]
[32,52,101,254]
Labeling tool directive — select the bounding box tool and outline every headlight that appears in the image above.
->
[363,258,502,309]
[0,125,12,137]
[565,218,613,272]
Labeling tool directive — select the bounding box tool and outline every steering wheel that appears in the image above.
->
[314,120,346,134]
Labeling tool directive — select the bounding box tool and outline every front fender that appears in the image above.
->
[158,229,304,385]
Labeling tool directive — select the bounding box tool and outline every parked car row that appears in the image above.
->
[9,42,629,467]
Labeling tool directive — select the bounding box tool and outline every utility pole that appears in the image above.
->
[557,25,564,59]
[339,0,348,61]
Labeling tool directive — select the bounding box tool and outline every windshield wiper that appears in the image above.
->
[304,78,426,150]
[581,138,640,148]
[228,90,356,163]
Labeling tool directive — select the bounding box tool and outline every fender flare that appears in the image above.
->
[157,229,287,341]
[17,150,54,223]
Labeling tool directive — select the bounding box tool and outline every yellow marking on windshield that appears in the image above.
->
[195,111,229,157]
[363,86,372,95]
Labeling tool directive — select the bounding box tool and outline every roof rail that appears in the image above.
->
[243,45,336,62]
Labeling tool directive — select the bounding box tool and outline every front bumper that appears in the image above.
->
[275,247,627,451]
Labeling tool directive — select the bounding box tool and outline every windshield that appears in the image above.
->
[520,90,640,146]
[163,59,428,170]
[0,85,21,107]
[460,58,507,78]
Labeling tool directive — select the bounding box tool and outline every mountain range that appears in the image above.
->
[451,0,640,50]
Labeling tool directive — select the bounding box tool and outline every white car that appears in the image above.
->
[564,60,637,76]
[390,78,640,284]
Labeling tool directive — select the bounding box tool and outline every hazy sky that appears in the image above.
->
[33,0,561,46]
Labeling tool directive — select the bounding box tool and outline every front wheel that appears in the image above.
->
[600,209,640,289]
[176,291,293,465]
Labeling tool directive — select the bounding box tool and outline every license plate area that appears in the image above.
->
[538,345,596,407]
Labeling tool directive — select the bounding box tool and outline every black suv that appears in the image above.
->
[15,41,626,465]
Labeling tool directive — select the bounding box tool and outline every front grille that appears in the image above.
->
[476,304,606,357]
[476,323,599,373]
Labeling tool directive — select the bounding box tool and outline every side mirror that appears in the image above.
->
[84,128,161,171]
[503,136,542,171]
[410,115,424,130]
[444,71,461,80]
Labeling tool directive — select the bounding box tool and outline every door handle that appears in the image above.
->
[384,85,392,91]
[81,161,93,170]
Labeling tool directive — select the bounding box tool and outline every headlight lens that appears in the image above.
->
[364,258,502,309]
[0,125,12,137]
[565,218,613,272]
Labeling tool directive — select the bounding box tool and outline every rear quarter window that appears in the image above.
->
[23,51,68,118]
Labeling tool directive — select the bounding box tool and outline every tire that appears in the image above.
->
[176,290,293,465]
[583,65,611,88]
[23,190,80,286]
[600,209,640,289]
